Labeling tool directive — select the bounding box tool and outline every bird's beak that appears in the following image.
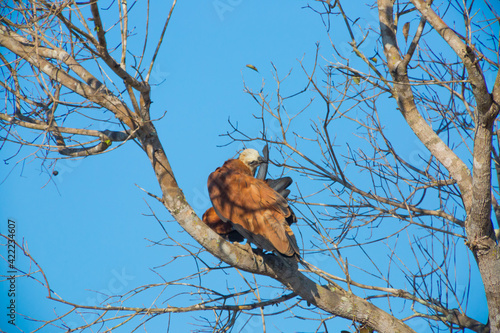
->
[258,156,265,164]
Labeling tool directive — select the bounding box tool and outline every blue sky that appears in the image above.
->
[0,1,491,332]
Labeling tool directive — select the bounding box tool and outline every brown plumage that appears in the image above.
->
[202,207,245,242]
[207,149,300,257]
[203,177,296,242]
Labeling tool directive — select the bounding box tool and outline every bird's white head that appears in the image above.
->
[238,149,264,175]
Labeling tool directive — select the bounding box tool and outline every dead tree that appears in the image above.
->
[0,1,497,332]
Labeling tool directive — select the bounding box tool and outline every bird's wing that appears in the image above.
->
[208,159,299,256]
[256,144,269,180]
[266,177,292,198]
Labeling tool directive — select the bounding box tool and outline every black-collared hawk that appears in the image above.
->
[207,149,300,257]
[203,177,296,242]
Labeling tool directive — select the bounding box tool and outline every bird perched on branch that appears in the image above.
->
[206,148,299,257]
[203,146,295,242]
[203,177,296,242]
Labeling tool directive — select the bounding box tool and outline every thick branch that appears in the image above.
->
[379,1,500,330]
[377,0,473,213]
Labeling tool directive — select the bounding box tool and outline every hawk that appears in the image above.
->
[207,149,299,257]
[203,177,296,242]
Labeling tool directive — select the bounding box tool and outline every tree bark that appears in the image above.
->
[378,0,500,330]
[377,0,473,209]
